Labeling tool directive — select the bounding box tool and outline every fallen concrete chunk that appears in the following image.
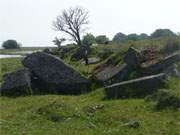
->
[94,64,132,85]
[88,57,101,64]
[163,64,180,77]
[105,73,166,99]
[22,52,90,94]
[141,51,180,75]
[0,69,32,97]
[71,45,90,60]
[82,57,101,65]
[59,46,76,59]
[124,47,141,67]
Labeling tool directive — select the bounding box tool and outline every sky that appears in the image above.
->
[0,0,180,47]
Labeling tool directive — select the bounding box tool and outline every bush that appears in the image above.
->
[82,33,96,46]
[145,89,180,110]
[112,32,127,43]
[150,29,176,39]
[112,33,149,44]
[95,35,109,44]
[127,33,139,41]
[2,40,21,49]
[97,49,113,60]
[161,38,180,55]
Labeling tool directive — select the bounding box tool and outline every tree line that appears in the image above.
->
[52,6,179,47]
[2,6,179,49]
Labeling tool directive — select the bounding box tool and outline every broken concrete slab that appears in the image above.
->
[59,46,76,59]
[93,64,132,85]
[105,73,166,99]
[163,64,180,77]
[71,45,90,61]
[0,68,32,97]
[22,52,91,94]
[88,57,101,64]
[82,57,101,65]
[141,51,180,75]
[124,47,141,67]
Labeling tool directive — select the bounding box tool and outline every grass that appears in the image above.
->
[0,39,180,134]
[166,77,180,95]
[0,57,180,135]
[65,59,99,78]
[0,47,53,55]
[0,87,179,135]
[0,58,23,82]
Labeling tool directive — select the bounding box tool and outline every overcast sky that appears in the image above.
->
[0,0,180,46]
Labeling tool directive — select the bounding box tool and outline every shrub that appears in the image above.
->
[82,33,96,46]
[2,40,21,49]
[145,89,180,110]
[127,33,139,41]
[150,29,176,39]
[161,38,180,55]
[95,35,109,44]
[50,48,60,55]
[97,49,113,60]
[112,32,127,43]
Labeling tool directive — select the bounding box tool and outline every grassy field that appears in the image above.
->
[0,87,179,135]
[0,47,53,55]
[0,58,23,82]
[0,57,180,135]
[0,39,180,135]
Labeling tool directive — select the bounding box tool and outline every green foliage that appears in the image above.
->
[112,32,127,43]
[97,49,114,60]
[0,41,180,134]
[127,33,140,41]
[95,35,109,44]
[155,91,180,110]
[112,33,149,43]
[0,58,23,82]
[2,40,21,49]
[150,29,176,38]
[145,89,180,110]
[0,89,179,135]
[145,77,180,110]
[82,33,96,46]
[160,37,180,54]
[138,33,149,40]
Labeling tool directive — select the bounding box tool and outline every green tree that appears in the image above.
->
[127,34,139,41]
[139,33,149,40]
[150,29,176,38]
[2,40,21,49]
[112,32,127,43]
[82,33,96,46]
[95,35,109,44]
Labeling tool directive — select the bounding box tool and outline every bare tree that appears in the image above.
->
[52,37,66,48]
[53,6,89,45]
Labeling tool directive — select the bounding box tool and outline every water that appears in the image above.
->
[0,54,23,59]
[0,50,42,59]
[13,50,41,54]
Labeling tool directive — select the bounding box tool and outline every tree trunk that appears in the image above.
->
[76,32,82,45]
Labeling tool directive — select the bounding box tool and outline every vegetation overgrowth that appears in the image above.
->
[0,37,180,135]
